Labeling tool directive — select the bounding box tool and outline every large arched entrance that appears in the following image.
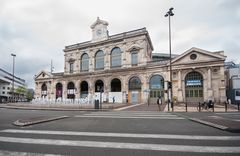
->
[95,80,104,103]
[111,78,121,92]
[185,71,203,103]
[95,80,104,92]
[67,82,75,99]
[41,83,47,98]
[149,75,164,104]
[56,83,63,99]
[128,76,141,104]
[110,78,122,103]
[80,81,88,98]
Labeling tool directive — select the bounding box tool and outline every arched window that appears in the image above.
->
[111,47,121,67]
[111,78,121,92]
[129,76,141,90]
[81,53,89,71]
[185,71,204,102]
[131,49,138,66]
[150,75,164,89]
[185,71,203,87]
[56,83,63,99]
[80,81,88,98]
[41,83,47,97]
[149,75,164,99]
[69,63,74,73]
[67,82,75,99]
[95,50,104,69]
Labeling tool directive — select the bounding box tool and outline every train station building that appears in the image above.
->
[34,18,227,104]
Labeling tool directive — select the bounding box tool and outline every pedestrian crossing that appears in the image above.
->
[0,128,240,154]
[74,111,185,119]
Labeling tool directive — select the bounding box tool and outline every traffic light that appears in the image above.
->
[168,81,172,89]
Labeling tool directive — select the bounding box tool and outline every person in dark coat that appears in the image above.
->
[157,96,162,111]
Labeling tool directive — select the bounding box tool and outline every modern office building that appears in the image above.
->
[0,68,26,102]
[34,18,227,104]
[225,62,240,104]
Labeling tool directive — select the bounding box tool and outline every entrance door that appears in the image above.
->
[131,91,138,104]
[128,76,141,104]
[149,75,165,104]
[185,87,203,103]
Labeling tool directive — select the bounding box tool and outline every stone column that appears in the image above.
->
[122,43,127,68]
[104,77,110,103]
[47,81,52,99]
[219,66,227,103]
[207,67,213,99]
[63,81,67,99]
[141,75,148,104]
[122,76,127,103]
[105,47,110,70]
[177,70,183,102]
[89,50,94,72]
[75,80,80,99]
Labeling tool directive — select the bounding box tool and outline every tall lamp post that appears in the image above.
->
[165,7,174,111]
[11,53,16,103]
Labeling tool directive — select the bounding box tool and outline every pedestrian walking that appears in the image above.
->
[113,96,115,104]
[157,96,162,111]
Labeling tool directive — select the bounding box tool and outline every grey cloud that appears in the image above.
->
[0,0,239,89]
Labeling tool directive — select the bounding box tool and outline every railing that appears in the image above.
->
[32,97,94,105]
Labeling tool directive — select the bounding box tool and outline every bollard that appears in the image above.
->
[225,102,227,112]
[212,102,214,112]
[198,102,201,112]
[185,102,188,112]
[238,102,240,111]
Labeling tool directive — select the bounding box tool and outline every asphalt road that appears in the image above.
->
[0,108,239,156]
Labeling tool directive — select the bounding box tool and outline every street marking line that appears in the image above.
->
[189,118,228,130]
[2,129,240,140]
[88,112,175,115]
[0,136,239,153]
[74,115,185,119]
[0,150,62,156]
[215,113,240,115]
[114,103,145,111]
[83,114,177,117]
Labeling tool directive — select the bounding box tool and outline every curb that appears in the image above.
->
[189,118,240,133]
[13,116,69,127]
[189,118,228,130]
[0,106,110,111]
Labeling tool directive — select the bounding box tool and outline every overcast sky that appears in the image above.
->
[0,0,239,89]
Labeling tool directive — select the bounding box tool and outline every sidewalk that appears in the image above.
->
[0,102,128,111]
[172,103,239,112]
[0,102,239,112]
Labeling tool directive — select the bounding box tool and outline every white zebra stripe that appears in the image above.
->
[0,136,239,153]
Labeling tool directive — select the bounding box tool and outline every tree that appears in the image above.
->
[15,86,27,102]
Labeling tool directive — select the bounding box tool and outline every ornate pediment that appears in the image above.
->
[171,47,226,65]
[35,70,52,80]
[126,44,142,52]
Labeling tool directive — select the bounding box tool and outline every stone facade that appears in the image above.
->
[35,18,227,104]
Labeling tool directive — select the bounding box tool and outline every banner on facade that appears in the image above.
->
[186,80,202,86]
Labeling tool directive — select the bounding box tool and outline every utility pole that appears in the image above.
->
[11,53,16,103]
[165,7,174,111]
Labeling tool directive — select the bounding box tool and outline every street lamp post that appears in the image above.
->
[11,53,16,103]
[165,7,174,111]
